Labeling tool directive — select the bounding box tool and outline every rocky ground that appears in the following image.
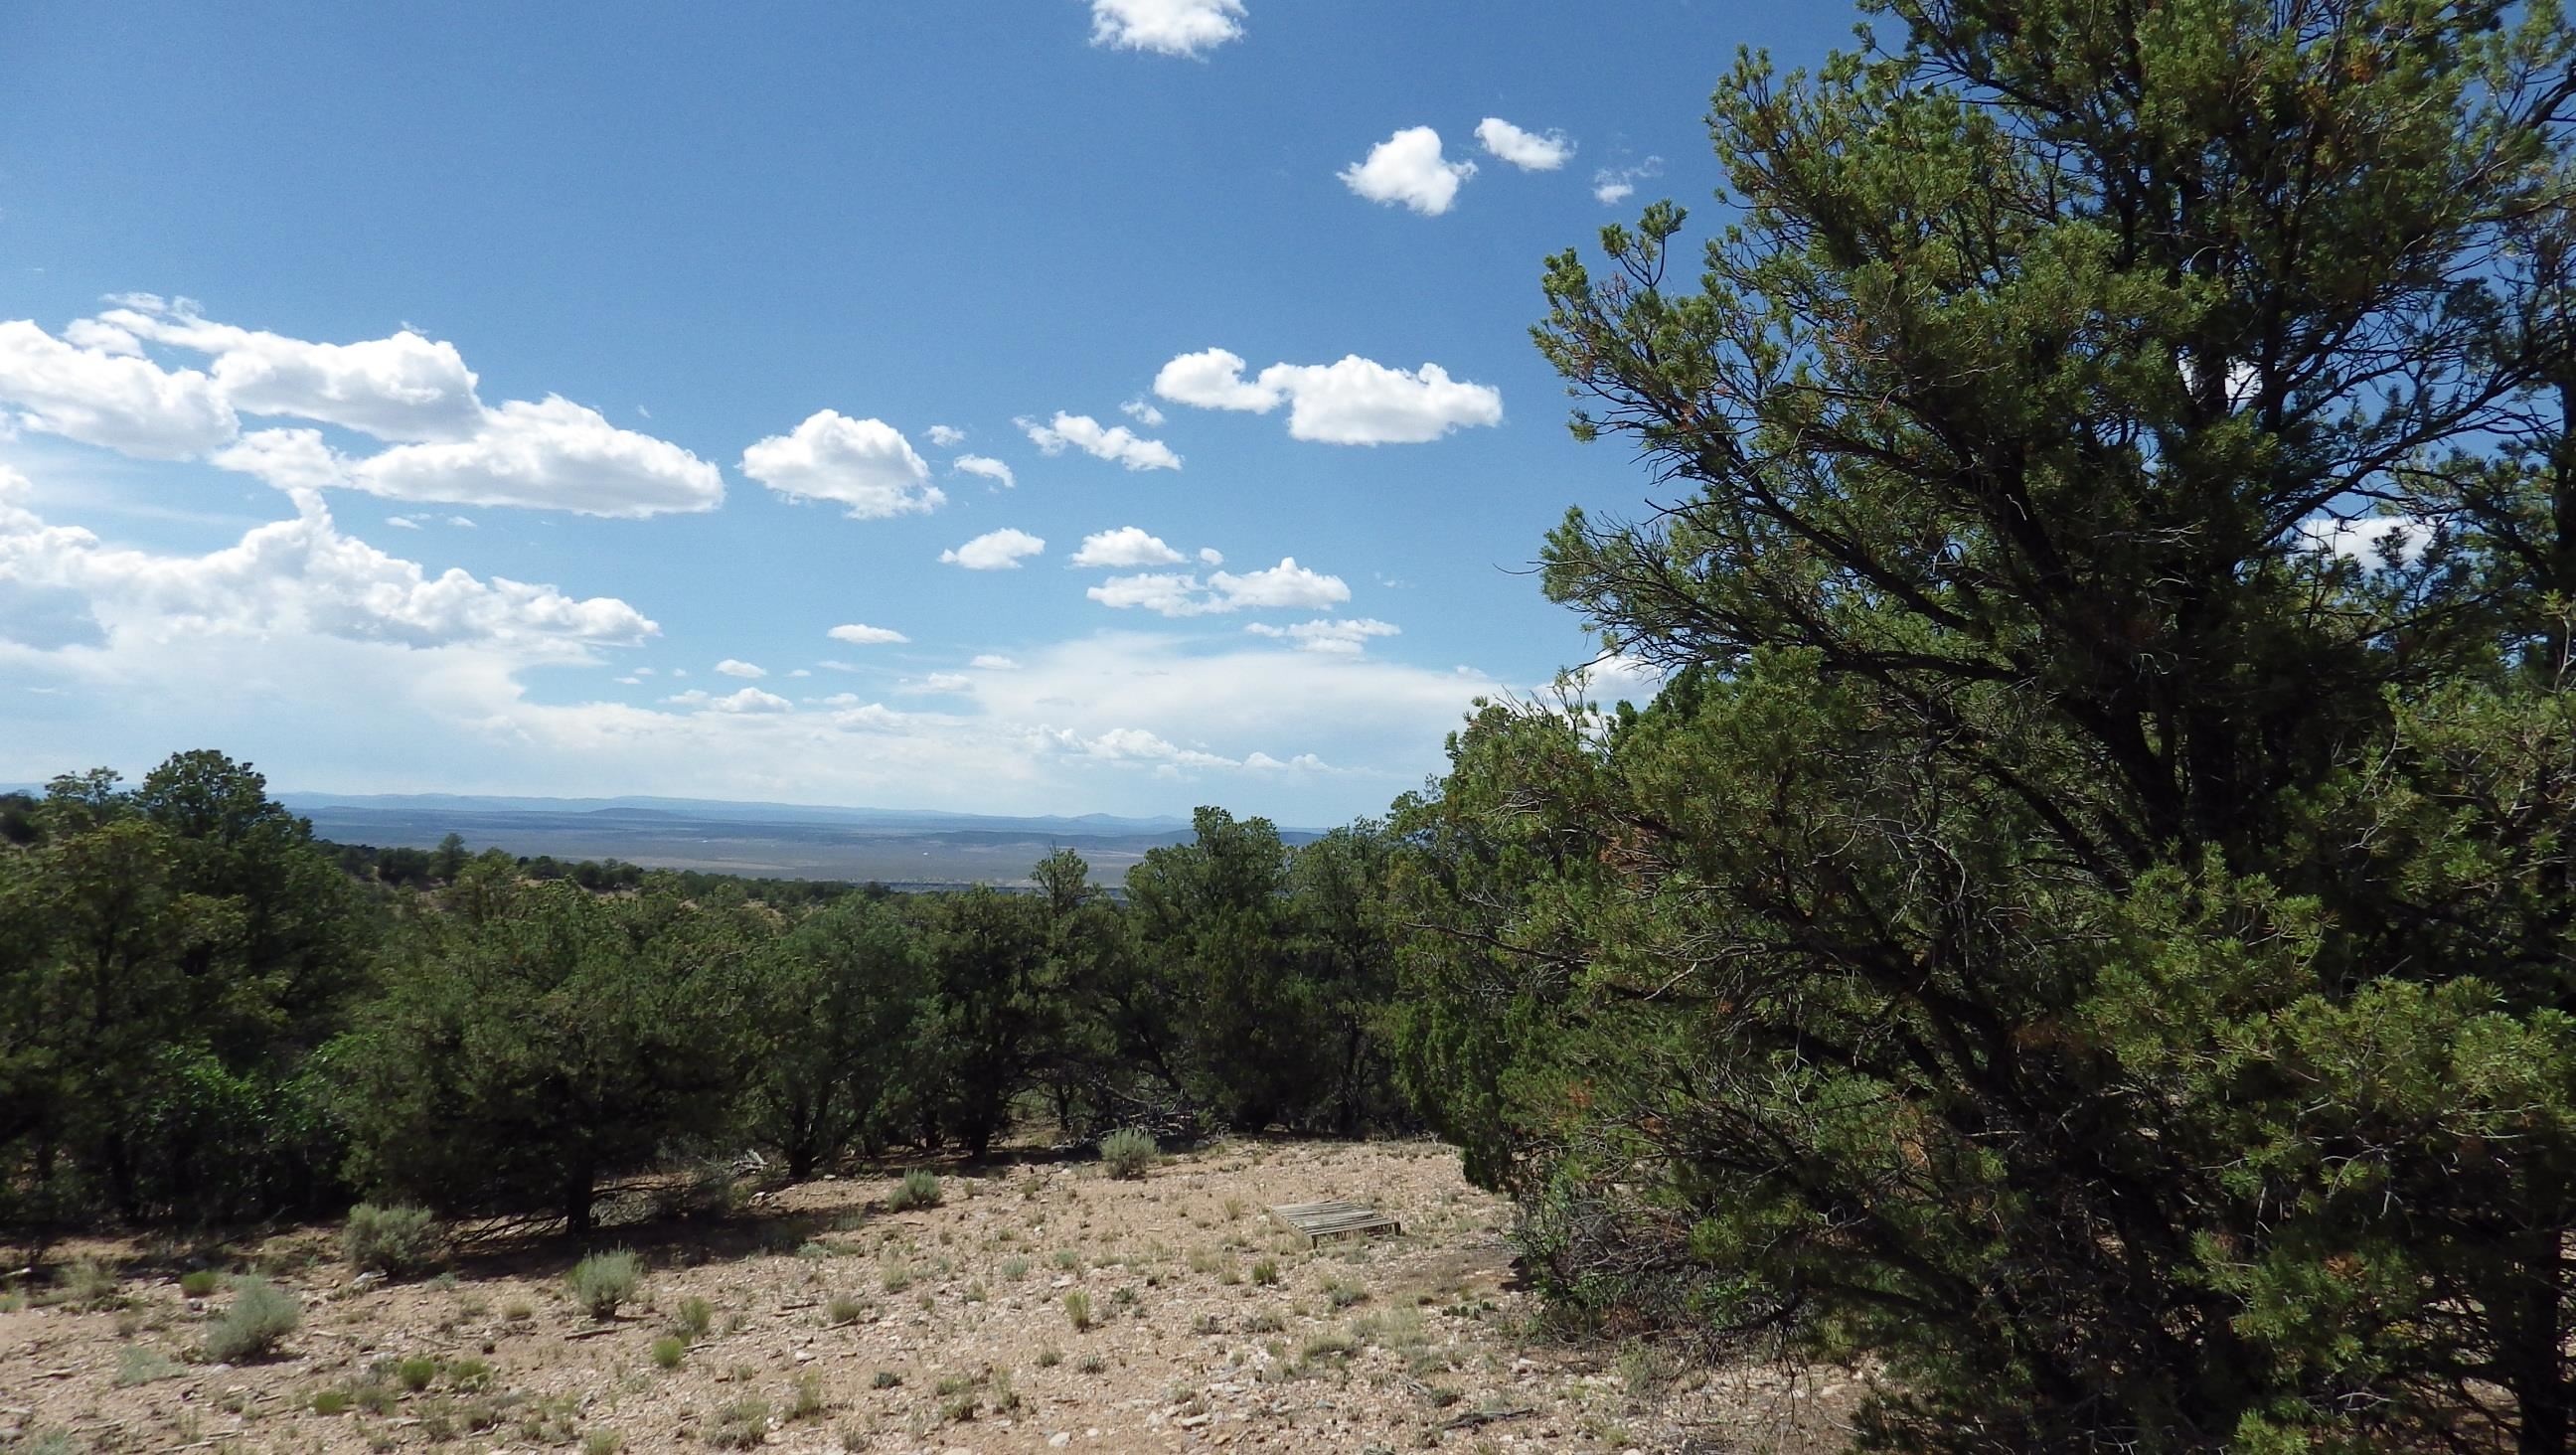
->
[0,1139,1858,1453]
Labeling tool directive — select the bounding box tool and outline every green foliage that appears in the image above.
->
[748,895,923,1178]
[886,1168,942,1212]
[649,1335,685,1371]
[708,1397,771,1449]
[671,1294,714,1342]
[1062,1288,1092,1331]
[177,1269,220,1298]
[341,1203,438,1277]
[0,751,366,1226]
[203,1275,299,1362]
[907,889,1057,1155]
[329,869,758,1232]
[566,1250,642,1320]
[1097,1127,1158,1179]
[112,1344,182,1387]
[1391,2,2576,1448]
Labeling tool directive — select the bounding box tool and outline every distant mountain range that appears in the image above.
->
[259,792,1301,888]
[272,791,1197,838]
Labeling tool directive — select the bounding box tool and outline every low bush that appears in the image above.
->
[567,1250,642,1319]
[203,1276,300,1363]
[650,1335,686,1370]
[1063,1289,1092,1331]
[1098,1127,1159,1180]
[671,1294,715,1342]
[342,1203,439,1277]
[886,1169,942,1212]
[708,1397,771,1449]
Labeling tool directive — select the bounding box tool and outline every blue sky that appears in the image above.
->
[0,1,1854,823]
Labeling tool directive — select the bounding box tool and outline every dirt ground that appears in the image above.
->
[0,1139,1859,1454]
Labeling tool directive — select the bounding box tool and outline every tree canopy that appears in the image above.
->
[1395,1,2576,1449]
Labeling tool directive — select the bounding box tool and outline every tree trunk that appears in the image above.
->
[2508,1230,2570,1455]
[563,1163,594,1237]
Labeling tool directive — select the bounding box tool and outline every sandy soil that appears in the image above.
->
[0,1139,1857,1454]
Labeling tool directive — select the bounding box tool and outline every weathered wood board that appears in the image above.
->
[1267,1199,1401,1247]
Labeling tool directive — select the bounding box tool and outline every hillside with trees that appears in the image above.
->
[8,1,2576,1450]
[0,757,1413,1242]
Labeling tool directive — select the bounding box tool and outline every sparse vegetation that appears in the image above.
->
[708,1396,771,1449]
[113,1344,183,1386]
[671,1293,715,1341]
[203,1275,300,1363]
[886,1168,942,1211]
[1062,1288,1092,1331]
[566,1249,642,1319]
[341,1203,438,1277]
[1098,1126,1158,1179]
[650,1334,686,1370]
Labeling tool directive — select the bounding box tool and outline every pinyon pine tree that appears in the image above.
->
[1393,2,2576,1449]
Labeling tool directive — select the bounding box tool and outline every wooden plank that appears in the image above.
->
[1266,1200,1402,1246]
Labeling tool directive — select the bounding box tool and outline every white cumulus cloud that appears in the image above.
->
[0,319,235,458]
[1069,526,1187,568]
[952,454,1016,488]
[1153,348,1502,444]
[1086,557,1349,616]
[668,687,793,714]
[1020,411,1181,471]
[0,466,653,661]
[971,654,1020,670]
[1121,398,1166,426]
[1340,126,1476,216]
[740,409,944,519]
[91,299,483,440]
[1475,117,1574,171]
[1244,617,1400,655]
[328,397,723,517]
[925,424,966,447]
[827,623,909,645]
[3,298,723,516]
[716,658,766,679]
[1089,0,1245,58]
[940,527,1046,570]
[1593,156,1664,205]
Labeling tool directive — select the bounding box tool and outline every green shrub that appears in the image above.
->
[566,1249,642,1319]
[1098,1127,1159,1180]
[56,1257,120,1311]
[708,1397,771,1449]
[1062,1289,1092,1331]
[312,1387,353,1415]
[671,1294,714,1342]
[872,1369,901,1388]
[203,1275,300,1362]
[113,1345,183,1386]
[395,1354,438,1390]
[826,1292,865,1326]
[789,1370,827,1420]
[886,1169,942,1212]
[582,1431,623,1455]
[1249,1257,1280,1286]
[177,1269,222,1298]
[650,1335,685,1370]
[446,1356,494,1391]
[342,1204,439,1277]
